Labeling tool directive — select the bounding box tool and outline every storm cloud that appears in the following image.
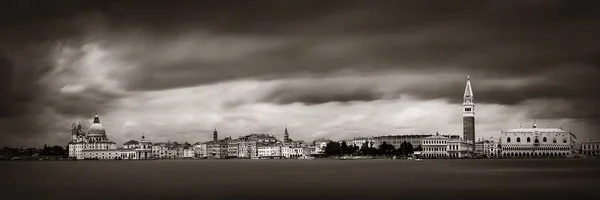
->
[1,0,599,146]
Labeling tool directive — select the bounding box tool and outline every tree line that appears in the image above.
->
[324,141,422,157]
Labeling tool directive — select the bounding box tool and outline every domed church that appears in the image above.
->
[68,113,117,159]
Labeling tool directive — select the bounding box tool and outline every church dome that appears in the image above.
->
[88,114,106,137]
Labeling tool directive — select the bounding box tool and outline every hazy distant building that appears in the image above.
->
[463,76,475,153]
[581,139,600,156]
[350,137,374,148]
[371,134,455,149]
[500,122,576,158]
[68,114,117,160]
[193,142,207,158]
[475,138,496,157]
[178,144,194,158]
[152,142,177,159]
[257,143,283,158]
[313,138,332,154]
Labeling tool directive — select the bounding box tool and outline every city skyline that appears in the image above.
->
[2,1,600,147]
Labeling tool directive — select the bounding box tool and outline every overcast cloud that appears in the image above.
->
[1,0,599,147]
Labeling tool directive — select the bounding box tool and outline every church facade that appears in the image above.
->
[68,114,118,160]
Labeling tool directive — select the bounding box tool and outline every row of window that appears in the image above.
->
[506,137,567,144]
[424,140,446,145]
[582,145,600,150]
[424,148,447,152]
[503,152,569,157]
[502,146,570,151]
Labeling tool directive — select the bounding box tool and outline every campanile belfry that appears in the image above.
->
[463,76,475,152]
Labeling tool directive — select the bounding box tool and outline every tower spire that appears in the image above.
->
[284,125,290,143]
[464,76,473,97]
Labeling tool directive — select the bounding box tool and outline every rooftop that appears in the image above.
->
[503,128,570,133]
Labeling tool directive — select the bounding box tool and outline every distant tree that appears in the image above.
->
[360,141,369,155]
[347,144,358,155]
[340,141,348,155]
[378,142,396,156]
[396,141,415,157]
[359,141,378,156]
[325,141,341,156]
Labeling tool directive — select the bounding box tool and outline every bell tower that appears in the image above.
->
[463,76,475,153]
[213,128,218,142]
[284,126,290,143]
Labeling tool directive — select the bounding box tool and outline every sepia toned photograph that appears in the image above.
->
[1,0,599,199]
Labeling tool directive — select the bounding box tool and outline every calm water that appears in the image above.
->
[1,159,600,199]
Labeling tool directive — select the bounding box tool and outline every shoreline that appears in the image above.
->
[1,157,595,161]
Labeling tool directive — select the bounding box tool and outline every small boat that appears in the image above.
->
[415,158,422,162]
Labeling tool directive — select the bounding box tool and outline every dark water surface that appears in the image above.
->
[1,159,599,199]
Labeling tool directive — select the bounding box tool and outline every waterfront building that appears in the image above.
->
[193,142,207,158]
[421,132,470,158]
[123,140,139,150]
[500,122,576,158]
[257,143,283,158]
[235,133,279,159]
[122,133,153,159]
[152,142,177,159]
[581,139,600,156]
[475,138,496,157]
[422,133,449,158]
[351,137,374,148]
[205,141,221,158]
[237,140,256,158]
[174,143,194,158]
[447,139,471,158]
[68,114,117,160]
[463,76,476,153]
[371,134,456,150]
[119,149,137,160]
[227,139,239,158]
[82,149,120,160]
[313,138,332,154]
[179,145,194,158]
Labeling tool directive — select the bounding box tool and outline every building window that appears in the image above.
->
[553,138,557,143]
[507,137,511,143]
[517,137,521,143]
[543,137,547,142]
[527,137,531,143]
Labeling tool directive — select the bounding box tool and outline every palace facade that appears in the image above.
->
[500,122,577,158]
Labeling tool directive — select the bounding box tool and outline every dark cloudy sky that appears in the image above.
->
[1,0,599,147]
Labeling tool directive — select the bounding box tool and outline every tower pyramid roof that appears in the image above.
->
[464,76,473,97]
